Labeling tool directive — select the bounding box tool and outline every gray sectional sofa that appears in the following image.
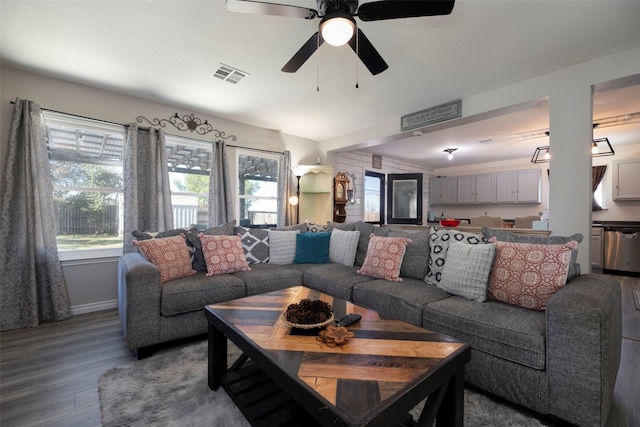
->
[118,221,621,427]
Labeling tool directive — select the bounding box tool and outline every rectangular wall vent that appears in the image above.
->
[209,64,249,84]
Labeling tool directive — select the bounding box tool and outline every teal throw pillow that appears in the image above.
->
[293,231,331,264]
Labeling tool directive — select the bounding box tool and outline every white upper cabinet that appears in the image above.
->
[613,158,640,200]
[496,171,516,203]
[430,177,457,205]
[515,169,541,203]
[456,173,495,204]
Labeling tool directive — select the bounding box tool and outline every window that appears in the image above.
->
[44,112,125,258]
[364,171,385,224]
[165,135,211,228]
[237,152,279,226]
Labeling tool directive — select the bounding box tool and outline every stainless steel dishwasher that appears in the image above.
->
[603,226,640,274]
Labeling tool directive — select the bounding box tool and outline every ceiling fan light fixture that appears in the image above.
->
[320,13,356,46]
[443,148,458,160]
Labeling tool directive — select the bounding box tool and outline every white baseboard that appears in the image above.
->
[71,299,118,315]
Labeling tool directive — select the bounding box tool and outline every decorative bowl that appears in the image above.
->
[281,312,334,330]
[440,219,461,227]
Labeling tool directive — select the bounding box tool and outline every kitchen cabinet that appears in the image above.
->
[429,177,457,205]
[496,169,541,203]
[457,173,495,204]
[613,158,640,200]
[591,226,603,269]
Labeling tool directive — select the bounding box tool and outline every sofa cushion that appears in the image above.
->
[329,229,360,267]
[186,220,236,272]
[132,226,196,240]
[488,241,571,311]
[481,227,582,282]
[233,264,304,296]
[326,222,357,232]
[422,296,547,370]
[306,221,328,232]
[357,235,412,282]
[425,227,485,286]
[199,234,251,276]
[268,230,299,265]
[387,230,431,280]
[353,278,451,326]
[293,231,331,264]
[160,272,245,316]
[303,264,374,301]
[132,234,196,283]
[354,222,388,266]
[438,241,496,302]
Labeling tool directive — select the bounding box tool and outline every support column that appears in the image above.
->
[548,82,593,271]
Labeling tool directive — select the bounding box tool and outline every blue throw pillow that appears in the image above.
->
[293,231,331,264]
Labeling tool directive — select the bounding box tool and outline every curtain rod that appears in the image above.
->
[9,100,284,155]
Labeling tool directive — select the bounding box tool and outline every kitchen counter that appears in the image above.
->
[385,224,552,237]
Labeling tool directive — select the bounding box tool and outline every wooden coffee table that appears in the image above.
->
[205,286,470,427]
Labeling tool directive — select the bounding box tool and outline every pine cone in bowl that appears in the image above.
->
[284,299,333,325]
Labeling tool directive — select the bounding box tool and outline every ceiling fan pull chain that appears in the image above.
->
[317,32,320,92]
[355,29,359,89]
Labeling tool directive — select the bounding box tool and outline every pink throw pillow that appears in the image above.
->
[133,234,196,283]
[488,241,571,311]
[199,233,251,276]
[357,234,412,282]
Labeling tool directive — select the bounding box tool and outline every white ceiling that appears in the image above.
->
[2,0,640,169]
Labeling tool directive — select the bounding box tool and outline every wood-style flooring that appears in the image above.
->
[1,275,639,427]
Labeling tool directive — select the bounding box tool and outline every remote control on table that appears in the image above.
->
[335,314,361,327]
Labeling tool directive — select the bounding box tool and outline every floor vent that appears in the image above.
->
[210,64,249,84]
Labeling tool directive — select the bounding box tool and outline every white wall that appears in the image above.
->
[330,150,433,223]
[0,66,321,313]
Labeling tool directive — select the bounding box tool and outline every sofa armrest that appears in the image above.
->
[546,274,621,427]
[118,252,162,351]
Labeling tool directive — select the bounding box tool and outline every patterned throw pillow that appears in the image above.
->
[329,229,360,266]
[132,234,196,283]
[357,235,412,282]
[198,234,250,276]
[481,227,583,282]
[438,241,496,302]
[293,232,331,264]
[268,230,299,265]
[186,220,236,272]
[425,227,485,286]
[306,222,328,233]
[488,241,571,311]
[234,226,269,264]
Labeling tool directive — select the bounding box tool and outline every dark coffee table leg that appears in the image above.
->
[208,322,227,391]
[436,370,465,427]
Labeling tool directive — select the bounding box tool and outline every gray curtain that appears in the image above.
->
[277,150,295,227]
[123,124,173,253]
[0,98,71,331]
[208,140,233,226]
[592,165,607,211]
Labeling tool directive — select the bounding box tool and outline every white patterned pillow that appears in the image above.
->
[329,229,360,266]
[306,221,328,233]
[438,241,496,302]
[268,230,299,265]
[425,227,485,286]
[235,226,269,264]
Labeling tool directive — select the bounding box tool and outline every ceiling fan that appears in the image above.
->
[226,0,455,75]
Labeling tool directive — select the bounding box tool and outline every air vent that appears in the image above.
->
[209,64,249,84]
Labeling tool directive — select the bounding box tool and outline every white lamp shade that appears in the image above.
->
[321,16,355,46]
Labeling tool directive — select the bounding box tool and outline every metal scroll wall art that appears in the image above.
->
[137,113,237,140]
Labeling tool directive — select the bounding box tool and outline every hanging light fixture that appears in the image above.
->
[320,13,356,46]
[531,137,615,164]
[443,148,458,160]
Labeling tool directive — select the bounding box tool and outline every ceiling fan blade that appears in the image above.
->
[226,0,317,19]
[357,0,455,21]
[282,32,324,73]
[348,28,389,75]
